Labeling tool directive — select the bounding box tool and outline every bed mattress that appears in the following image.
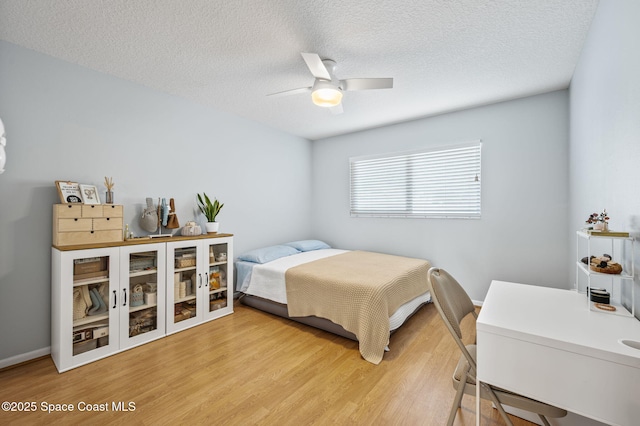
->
[238,248,431,334]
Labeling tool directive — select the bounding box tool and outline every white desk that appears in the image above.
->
[476,281,640,426]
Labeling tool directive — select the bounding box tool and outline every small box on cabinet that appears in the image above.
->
[175,255,196,268]
[74,257,107,275]
[210,299,227,311]
[92,326,109,339]
[144,292,157,305]
[73,340,97,356]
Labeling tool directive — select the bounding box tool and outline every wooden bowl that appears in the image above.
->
[590,262,622,274]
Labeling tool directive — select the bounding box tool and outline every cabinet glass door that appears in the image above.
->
[204,239,233,320]
[120,243,166,348]
[167,241,201,332]
[72,254,113,358]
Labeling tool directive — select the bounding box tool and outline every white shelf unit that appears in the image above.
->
[166,236,233,334]
[52,234,233,372]
[575,231,635,317]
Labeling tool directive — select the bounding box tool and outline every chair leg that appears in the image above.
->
[538,414,551,426]
[492,402,514,426]
[480,382,513,426]
[447,378,467,426]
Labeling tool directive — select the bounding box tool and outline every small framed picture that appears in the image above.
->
[79,184,101,205]
[55,181,83,204]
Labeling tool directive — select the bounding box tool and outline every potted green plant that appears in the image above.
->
[197,192,224,234]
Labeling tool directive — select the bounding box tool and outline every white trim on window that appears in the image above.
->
[350,141,481,219]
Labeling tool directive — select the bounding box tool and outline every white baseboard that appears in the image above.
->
[0,347,51,370]
[472,299,483,307]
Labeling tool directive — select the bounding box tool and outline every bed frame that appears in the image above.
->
[239,293,429,341]
[240,294,358,340]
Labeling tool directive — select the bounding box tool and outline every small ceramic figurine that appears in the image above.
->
[180,221,201,236]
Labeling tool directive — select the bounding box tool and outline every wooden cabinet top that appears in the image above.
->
[53,233,234,251]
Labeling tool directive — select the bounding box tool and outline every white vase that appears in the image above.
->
[205,222,219,234]
[594,222,607,231]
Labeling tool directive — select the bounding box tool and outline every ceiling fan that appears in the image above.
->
[267,53,393,114]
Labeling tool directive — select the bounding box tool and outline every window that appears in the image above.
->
[350,141,481,218]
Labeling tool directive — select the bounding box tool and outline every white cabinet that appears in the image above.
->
[166,236,233,334]
[52,234,233,372]
[575,230,635,317]
[52,247,120,372]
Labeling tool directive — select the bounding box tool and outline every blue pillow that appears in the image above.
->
[237,245,301,264]
[283,240,331,252]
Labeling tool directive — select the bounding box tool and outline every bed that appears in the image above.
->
[236,240,431,364]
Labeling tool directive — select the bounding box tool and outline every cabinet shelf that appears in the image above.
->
[575,261,633,280]
[209,261,227,267]
[209,287,227,295]
[129,302,157,313]
[589,300,635,318]
[576,230,632,240]
[73,313,108,328]
[174,294,197,304]
[174,266,196,273]
[129,268,157,278]
[73,276,109,287]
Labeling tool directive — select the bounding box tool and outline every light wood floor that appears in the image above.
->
[0,301,535,425]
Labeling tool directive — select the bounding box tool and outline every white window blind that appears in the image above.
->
[350,141,481,218]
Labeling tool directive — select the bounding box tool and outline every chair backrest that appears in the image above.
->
[427,267,477,339]
[428,267,480,378]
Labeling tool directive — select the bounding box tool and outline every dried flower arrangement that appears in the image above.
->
[586,209,609,225]
[585,209,610,231]
[104,176,114,192]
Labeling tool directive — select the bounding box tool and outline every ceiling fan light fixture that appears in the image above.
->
[311,80,342,107]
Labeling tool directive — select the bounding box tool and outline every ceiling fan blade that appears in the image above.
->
[301,53,332,81]
[267,87,311,98]
[341,78,393,91]
[329,103,344,115]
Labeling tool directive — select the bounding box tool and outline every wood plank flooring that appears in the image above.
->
[0,301,535,425]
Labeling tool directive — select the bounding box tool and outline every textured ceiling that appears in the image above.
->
[0,0,599,140]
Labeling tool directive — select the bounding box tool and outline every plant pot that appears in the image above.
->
[205,222,219,234]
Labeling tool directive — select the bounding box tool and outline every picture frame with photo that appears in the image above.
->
[55,181,83,204]
[79,184,101,205]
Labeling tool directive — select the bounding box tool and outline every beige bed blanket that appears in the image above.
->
[285,250,431,364]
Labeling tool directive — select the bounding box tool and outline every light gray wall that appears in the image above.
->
[570,0,640,319]
[0,41,312,361]
[312,91,570,302]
